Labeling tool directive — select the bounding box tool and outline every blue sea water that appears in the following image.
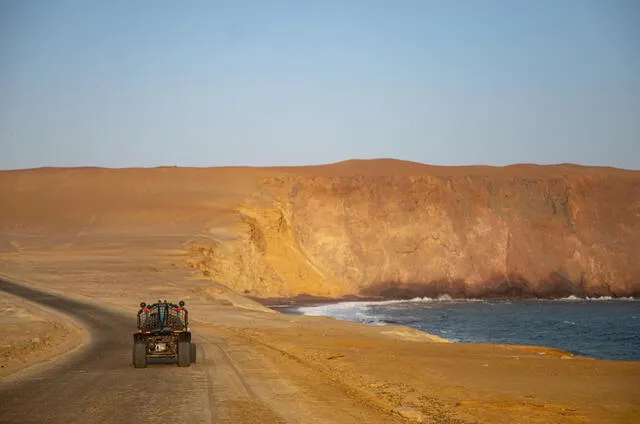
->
[277,296,640,361]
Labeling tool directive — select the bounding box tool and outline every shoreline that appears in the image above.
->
[259,293,639,362]
[251,294,387,309]
[254,293,638,309]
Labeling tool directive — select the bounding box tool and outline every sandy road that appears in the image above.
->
[0,279,408,424]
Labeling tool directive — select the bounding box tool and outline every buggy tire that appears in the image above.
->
[178,342,191,367]
[190,343,197,363]
[133,342,147,368]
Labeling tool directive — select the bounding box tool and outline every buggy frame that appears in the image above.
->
[132,299,196,368]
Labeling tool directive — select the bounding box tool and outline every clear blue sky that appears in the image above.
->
[1,0,639,170]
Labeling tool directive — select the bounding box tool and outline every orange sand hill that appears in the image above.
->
[1,160,638,299]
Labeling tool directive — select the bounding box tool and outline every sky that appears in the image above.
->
[1,0,639,170]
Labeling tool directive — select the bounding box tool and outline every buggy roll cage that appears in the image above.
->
[136,300,189,333]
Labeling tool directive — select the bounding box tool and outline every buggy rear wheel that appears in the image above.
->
[190,342,197,363]
[177,341,191,367]
[133,342,147,368]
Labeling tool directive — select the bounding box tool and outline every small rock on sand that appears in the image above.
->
[393,406,424,422]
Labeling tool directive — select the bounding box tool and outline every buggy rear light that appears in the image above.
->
[145,331,151,334]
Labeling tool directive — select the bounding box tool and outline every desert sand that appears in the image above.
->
[0,290,68,377]
[1,160,639,423]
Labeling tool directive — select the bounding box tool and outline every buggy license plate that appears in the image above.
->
[155,343,167,352]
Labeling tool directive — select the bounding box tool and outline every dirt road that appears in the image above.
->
[0,279,410,424]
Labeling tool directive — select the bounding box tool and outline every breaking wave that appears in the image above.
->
[294,294,494,328]
[295,295,487,325]
[295,302,386,325]
[556,295,637,301]
[294,295,637,326]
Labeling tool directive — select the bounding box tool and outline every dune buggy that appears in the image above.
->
[132,300,196,368]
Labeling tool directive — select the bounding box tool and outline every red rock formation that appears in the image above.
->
[254,161,640,298]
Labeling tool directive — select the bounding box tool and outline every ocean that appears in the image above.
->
[275,296,640,361]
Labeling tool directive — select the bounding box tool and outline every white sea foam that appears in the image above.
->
[405,294,485,303]
[296,301,387,325]
[295,295,483,324]
[296,295,481,314]
[556,295,636,302]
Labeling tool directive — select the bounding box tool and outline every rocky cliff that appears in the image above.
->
[1,160,639,298]
[186,160,640,298]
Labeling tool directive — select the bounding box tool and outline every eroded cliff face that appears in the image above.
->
[185,201,340,298]
[187,163,640,298]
